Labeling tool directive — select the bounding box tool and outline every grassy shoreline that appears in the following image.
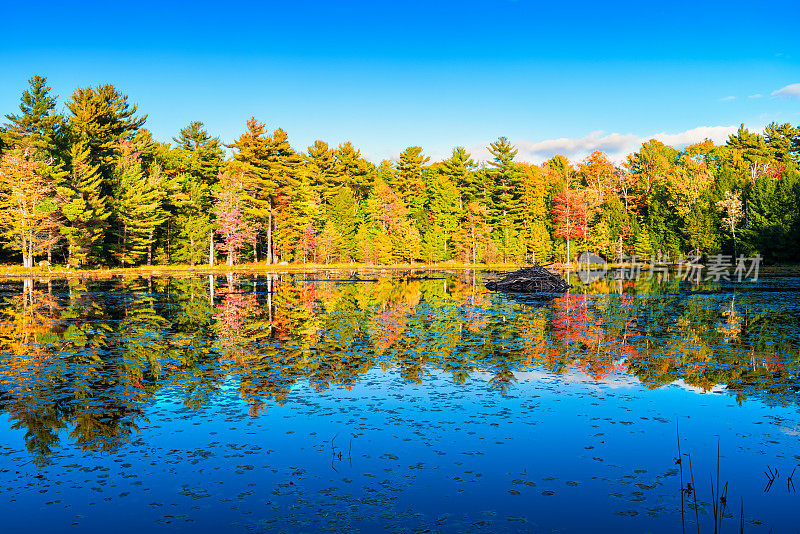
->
[1,261,798,278]
[0,261,521,279]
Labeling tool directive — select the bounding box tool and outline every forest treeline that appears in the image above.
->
[1,75,799,268]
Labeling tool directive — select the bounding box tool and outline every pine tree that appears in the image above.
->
[334,142,373,201]
[763,122,799,163]
[112,142,167,266]
[2,76,68,262]
[231,119,302,263]
[64,85,147,263]
[392,146,429,217]
[328,186,358,261]
[268,128,303,263]
[173,121,225,181]
[725,125,772,183]
[2,75,62,156]
[442,147,478,208]
[633,227,652,257]
[423,174,460,261]
[742,170,800,262]
[66,85,147,184]
[486,137,523,260]
[171,122,223,265]
[58,143,110,266]
[305,140,340,204]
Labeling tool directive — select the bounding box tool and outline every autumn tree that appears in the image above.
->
[453,201,491,264]
[0,150,59,267]
[519,163,553,263]
[214,171,257,266]
[717,190,743,257]
[552,188,587,263]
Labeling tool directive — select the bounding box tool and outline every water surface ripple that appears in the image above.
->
[1,271,798,532]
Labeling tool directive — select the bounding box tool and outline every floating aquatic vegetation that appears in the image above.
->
[0,272,797,532]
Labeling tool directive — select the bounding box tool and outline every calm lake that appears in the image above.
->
[1,271,799,533]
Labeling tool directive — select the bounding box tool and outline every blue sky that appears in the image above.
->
[2,0,799,162]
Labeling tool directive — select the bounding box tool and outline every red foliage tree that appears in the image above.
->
[551,188,587,263]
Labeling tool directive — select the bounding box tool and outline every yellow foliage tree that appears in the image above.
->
[0,149,59,267]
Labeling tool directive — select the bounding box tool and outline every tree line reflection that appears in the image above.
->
[0,272,797,463]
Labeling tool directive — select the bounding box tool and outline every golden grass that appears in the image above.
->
[0,261,526,278]
[1,261,796,278]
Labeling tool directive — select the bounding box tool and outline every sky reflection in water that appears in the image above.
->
[0,271,798,533]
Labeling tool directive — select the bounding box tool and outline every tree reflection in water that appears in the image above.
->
[0,271,798,462]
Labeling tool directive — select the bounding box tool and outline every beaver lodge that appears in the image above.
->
[485,264,570,293]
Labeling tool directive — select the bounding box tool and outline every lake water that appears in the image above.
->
[1,271,798,533]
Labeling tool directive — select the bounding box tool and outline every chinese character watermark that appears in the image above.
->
[577,254,762,282]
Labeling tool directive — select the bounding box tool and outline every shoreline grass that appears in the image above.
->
[0,261,523,279]
[0,261,797,279]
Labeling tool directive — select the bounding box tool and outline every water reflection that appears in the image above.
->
[0,271,798,464]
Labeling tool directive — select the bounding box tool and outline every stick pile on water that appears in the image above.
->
[485,264,570,293]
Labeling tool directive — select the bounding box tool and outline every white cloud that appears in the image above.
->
[649,125,737,148]
[748,94,763,99]
[469,125,739,165]
[719,95,736,101]
[772,83,800,98]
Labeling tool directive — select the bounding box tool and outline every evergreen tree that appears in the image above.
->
[441,147,478,208]
[328,186,358,261]
[305,140,339,204]
[486,137,523,260]
[741,170,800,262]
[58,143,110,266]
[763,122,800,163]
[334,142,373,201]
[66,84,147,184]
[422,174,460,261]
[64,85,147,263]
[173,121,225,180]
[2,75,62,156]
[725,125,772,182]
[112,142,167,266]
[170,122,224,265]
[633,227,652,257]
[392,146,429,217]
[231,119,302,263]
